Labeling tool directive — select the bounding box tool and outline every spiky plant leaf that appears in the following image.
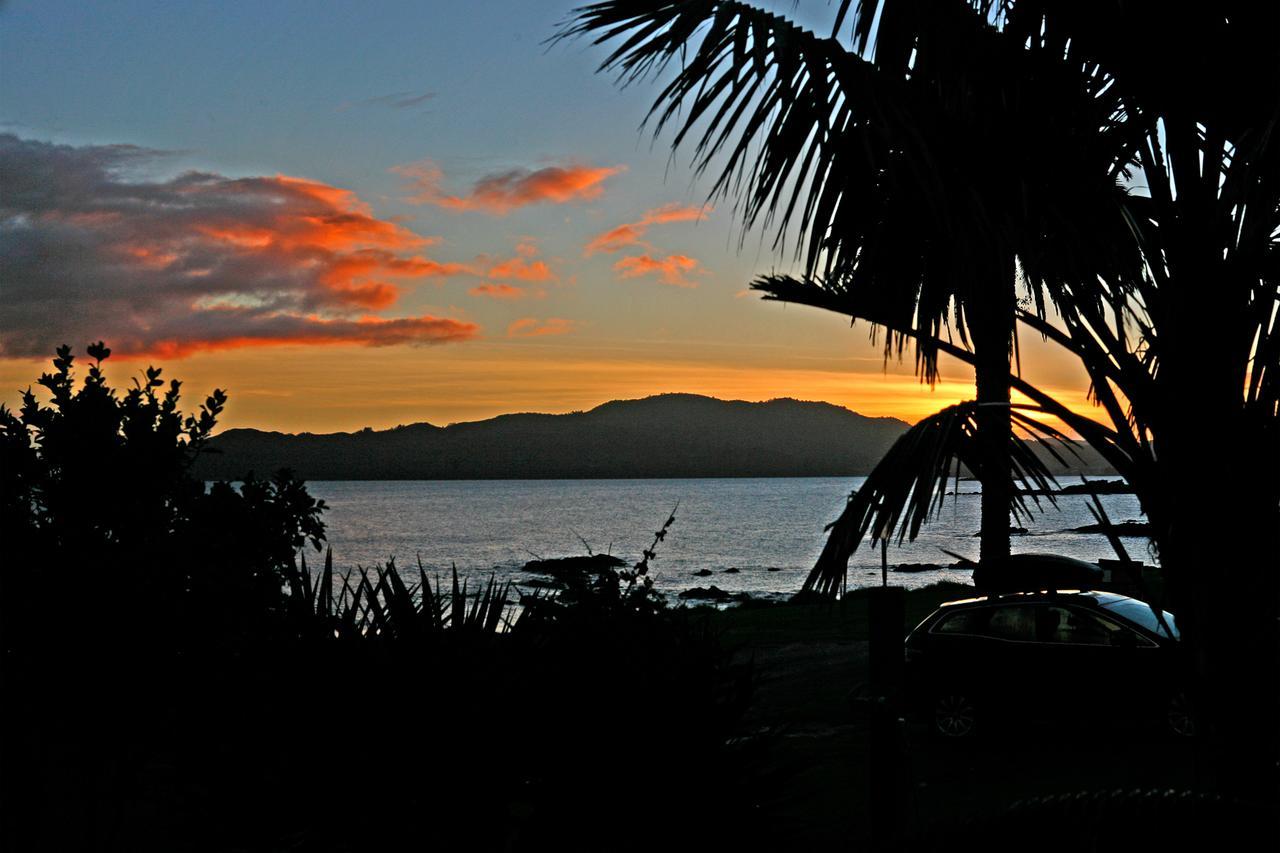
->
[451,564,466,632]
[318,547,334,623]
[418,558,446,632]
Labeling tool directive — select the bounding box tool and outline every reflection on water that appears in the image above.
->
[305,477,1149,599]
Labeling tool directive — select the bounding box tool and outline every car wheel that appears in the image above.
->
[1166,691,1196,738]
[934,692,977,738]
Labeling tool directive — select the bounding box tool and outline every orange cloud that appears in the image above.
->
[507,317,576,338]
[0,134,476,357]
[584,203,707,255]
[393,159,625,215]
[317,250,476,309]
[613,253,702,287]
[479,236,557,284]
[487,257,554,282]
[194,175,435,253]
[470,284,535,300]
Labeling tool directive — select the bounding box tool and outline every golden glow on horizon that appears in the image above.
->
[0,339,1107,438]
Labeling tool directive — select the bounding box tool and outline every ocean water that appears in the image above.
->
[304,478,1150,601]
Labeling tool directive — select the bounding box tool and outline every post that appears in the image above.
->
[867,585,905,851]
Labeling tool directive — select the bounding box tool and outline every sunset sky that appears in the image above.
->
[0,1,1097,433]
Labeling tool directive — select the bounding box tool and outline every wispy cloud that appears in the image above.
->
[338,90,436,111]
[0,134,479,358]
[393,159,625,215]
[584,203,707,255]
[507,317,576,338]
[613,253,702,287]
[589,204,707,287]
[470,283,533,300]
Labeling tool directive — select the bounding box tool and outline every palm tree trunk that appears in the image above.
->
[1155,247,1280,799]
[972,255,1016,577]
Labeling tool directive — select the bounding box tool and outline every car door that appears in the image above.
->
[924,606,997,694]
[1086,611,1165,718]
[1031,604,1150,726]
[976,603,1041,715]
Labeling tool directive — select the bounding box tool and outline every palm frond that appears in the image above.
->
[802,399,1078,596]
[752,272,1140,471]
[557,1,908,273]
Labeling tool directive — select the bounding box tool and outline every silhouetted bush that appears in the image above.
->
[1,344,327,852]
[0,343,326,653]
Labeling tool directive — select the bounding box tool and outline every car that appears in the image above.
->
[903,589,1190,738]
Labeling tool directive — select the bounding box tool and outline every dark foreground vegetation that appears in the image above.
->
[3,348,1276,849]
[0,348,756,852]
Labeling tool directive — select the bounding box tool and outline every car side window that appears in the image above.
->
[984,605,1036,641]
[1037,606,1112,645]
[1094,614,1159,648]
[932,609,989,636]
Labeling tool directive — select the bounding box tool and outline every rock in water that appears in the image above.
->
[679,585,733,601]
[522,553,626,581]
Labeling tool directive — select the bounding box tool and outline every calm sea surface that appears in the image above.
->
[304,478,1149,601]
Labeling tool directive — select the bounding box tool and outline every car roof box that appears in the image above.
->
[973,553,1103,593]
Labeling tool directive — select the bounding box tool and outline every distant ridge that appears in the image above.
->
[193,393,1115,481]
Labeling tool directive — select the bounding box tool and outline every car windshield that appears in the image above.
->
[1100,598,1179,639]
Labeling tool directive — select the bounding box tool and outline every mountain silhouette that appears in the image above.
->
[192,393,1114,480]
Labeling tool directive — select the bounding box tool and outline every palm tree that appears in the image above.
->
[807,0,1280,794]
[997,0,1280,793]
[558,1,1137,572]
[561,1,1279,791]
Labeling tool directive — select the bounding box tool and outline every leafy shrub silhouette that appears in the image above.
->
[1,344,330,851]
[1,342,326,652]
